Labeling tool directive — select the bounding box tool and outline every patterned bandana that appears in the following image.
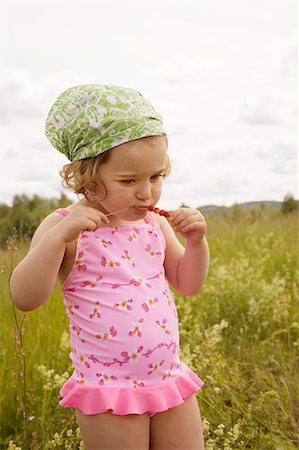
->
[45,84,166,161]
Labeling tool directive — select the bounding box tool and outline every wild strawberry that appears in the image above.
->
[148,204,171,217]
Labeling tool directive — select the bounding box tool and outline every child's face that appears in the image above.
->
[93,137,168,222]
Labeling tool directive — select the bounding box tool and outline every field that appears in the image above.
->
[0,207,298,449]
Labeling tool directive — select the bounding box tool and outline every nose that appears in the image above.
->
[136,182,152,201]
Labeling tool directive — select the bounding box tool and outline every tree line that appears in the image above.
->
[0,193,71,246]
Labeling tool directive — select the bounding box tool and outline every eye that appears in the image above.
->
[151,174,164,181]
[121,180,135,184]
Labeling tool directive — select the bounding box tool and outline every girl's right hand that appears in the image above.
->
[54,205,110,243]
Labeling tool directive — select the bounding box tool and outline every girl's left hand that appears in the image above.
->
[168,207,207,246]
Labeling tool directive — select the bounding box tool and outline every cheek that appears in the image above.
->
[152,183,163,198]
[105,184,132,203]
[95,183,108,201]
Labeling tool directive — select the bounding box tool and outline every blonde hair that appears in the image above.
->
[59,135,171,197]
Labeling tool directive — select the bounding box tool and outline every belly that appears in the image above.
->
[65,280,181,387]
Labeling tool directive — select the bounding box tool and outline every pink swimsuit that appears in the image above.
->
[56,209,204,417]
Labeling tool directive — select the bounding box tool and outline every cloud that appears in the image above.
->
[272,163,295,175]
[202,135,297,167]
[279,41,297,78]
[2,67,46,123]
[203,140,246,162]
[239,88,287,125]
[251,136,297,182]
[180,134,297,206]
[146,55,229,84]
[2,66,99,125]
[43,70,100,97]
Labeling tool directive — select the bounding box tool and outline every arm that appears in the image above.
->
[10,205,110,312]
[10,214,69,311]
[157,208,209,295]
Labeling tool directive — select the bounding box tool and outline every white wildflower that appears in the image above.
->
[215,423,225,436]
[7,442,22,450]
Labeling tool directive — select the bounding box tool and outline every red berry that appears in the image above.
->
[148,204,155,211]
[159,210,165,215]
[164,211,171,217]
[154,208,160,214]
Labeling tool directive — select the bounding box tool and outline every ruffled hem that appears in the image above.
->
[59,363,204,416]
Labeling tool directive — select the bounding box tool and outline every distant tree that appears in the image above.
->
[57,192,71,208]
[281,193,298,214]
[0,203,10,219]
[12,194,30,208]
[0,193,72,246]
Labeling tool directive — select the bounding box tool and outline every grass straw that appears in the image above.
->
[6,230,29,449]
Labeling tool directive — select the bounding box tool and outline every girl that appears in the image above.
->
[10,84,209,450]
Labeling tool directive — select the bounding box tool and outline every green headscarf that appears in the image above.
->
[45,84,166,161]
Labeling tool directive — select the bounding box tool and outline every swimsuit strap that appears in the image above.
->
[55,208,70,217]
[145,212,166,249]
[144,212,156,225]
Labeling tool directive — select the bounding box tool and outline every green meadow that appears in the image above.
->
[0,205,298,449]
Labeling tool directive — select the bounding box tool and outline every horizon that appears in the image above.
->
[1,191,296,210]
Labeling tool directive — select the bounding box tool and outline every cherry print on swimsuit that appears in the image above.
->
[61,208,182,391]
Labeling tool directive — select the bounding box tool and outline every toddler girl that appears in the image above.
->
[10,84,209,450]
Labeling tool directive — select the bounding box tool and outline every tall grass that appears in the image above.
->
[0,209,298,449]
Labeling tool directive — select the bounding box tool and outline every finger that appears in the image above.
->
[180,222,205,233]
[177,216,207,232]
[172,211,200,229]
[169,208,188,222]
[170,211,188,227]
[173,218,194,231]
[85,220,98,231]
[81,205,110,224]
[98,212,110,224]
[172,208,200,220]
[88,211,109,227]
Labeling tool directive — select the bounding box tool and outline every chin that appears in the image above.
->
[118,209,145,221]
[131,210,147,219]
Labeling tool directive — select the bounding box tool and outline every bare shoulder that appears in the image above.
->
[152,212,168,234]
[29,209,78,285]
[29,210,68,251]
[152,213,176,240]
[153,212,182,248]
[152,212,185,291]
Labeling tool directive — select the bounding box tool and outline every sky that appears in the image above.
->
[1,1,298,209]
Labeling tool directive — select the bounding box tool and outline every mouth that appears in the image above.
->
[134,205,150,212]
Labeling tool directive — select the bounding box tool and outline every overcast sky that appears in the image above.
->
[1,1,298,209]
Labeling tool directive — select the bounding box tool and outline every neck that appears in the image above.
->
[81,196,109,214]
